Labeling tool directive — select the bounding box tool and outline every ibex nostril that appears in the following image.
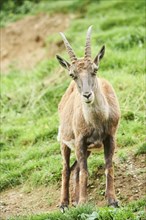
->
[83,93,92,99]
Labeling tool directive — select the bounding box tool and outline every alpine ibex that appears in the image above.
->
[56,26,120,211]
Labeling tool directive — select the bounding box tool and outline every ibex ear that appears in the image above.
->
[94,45,105,65]
[56,55,70,70]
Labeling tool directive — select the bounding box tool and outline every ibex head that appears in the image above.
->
[56,26,105,104]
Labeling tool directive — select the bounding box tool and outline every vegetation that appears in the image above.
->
[10,199,146,220]
[135,142,146,156]
[0,0,145,219]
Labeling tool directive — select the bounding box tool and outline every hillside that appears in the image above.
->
[0,0,145,219]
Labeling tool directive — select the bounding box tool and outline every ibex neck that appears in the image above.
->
[94,78,107,107]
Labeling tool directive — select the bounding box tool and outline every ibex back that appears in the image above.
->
[56,26,120,212]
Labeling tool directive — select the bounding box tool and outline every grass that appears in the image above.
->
[135,142,146,156]
[0,0,146,218]
[9,199,146,220]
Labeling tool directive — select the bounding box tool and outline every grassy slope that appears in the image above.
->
[0,0,145,219]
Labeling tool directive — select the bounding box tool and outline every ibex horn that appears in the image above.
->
[85,26,92,59]
[60,32,77,62]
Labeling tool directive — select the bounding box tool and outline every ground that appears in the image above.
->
[0,13,70,219]
[1,13,73,73]
[0,153,145,219]
[0,1,145,219]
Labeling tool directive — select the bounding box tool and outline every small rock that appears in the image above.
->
[0,201,7,206]
[138,183,143,186]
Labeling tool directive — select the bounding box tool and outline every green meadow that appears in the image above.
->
[0,0,145,219]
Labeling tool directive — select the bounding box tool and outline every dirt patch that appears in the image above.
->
[88,154,146,206]
[0,154,145,219]
[0,13,73,73]
[0,184,60,219]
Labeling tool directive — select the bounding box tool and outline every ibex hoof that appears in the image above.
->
[72,201,78,207]
[59,204,69,213]
[108,198,120,208]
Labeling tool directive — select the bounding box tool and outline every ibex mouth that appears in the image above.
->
[85,100,92,104]
[84,98,94,105]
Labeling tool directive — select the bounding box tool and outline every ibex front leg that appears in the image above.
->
[103,135,119,207]
[75,138,88,204]
[60,143,71,211]
[70,160,80,206]
[71,151,90,206]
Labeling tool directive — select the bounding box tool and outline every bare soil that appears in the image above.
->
[0,154,145,219]
[0,13,73,73]
[88,154,146,206]
[0,184,60,219]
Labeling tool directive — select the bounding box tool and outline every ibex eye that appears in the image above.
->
[92,70,97,76]
[92,66,99,75]
[70,73,77,80]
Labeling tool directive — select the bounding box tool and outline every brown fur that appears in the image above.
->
[57,36,120,209]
